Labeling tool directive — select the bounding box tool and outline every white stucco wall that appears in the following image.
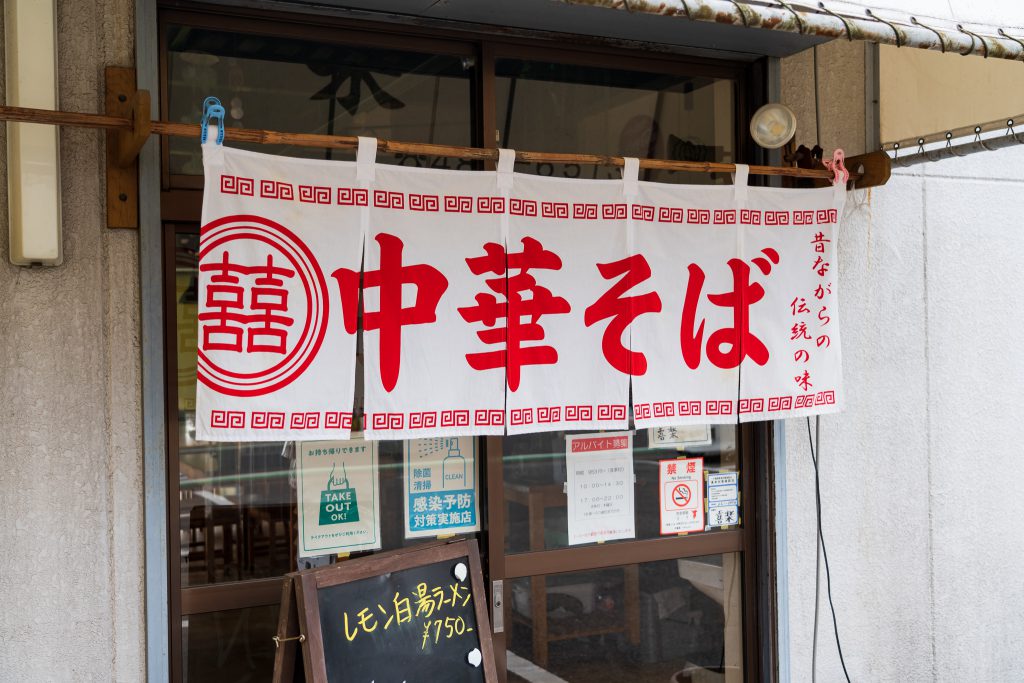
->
[782,146,1024,681]
[0,0,146,680]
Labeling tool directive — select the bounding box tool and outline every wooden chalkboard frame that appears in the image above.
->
[271,574,303,683]
[293,539,497,683]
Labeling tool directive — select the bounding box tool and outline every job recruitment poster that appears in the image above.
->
[297,438,381,557]
[403,437,480,539]
[565,432,636,545]
[659,457,704,535]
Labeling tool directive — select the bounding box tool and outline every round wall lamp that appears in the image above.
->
[750,103,797,149]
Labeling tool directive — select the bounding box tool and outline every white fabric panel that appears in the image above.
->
[503,174,630,434]
[196,144,362,441]
[738,183,845,421]
[630,180,744,427]
[196,142,849,442]
[361,163,505,439]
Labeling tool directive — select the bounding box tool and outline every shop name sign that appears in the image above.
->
[195,140,845,442]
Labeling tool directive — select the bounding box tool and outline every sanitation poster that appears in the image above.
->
[565,432,636,545]
[659,457,704,535]
[403,437,480,539]
[298,439,381,556]
[706,471,740,529]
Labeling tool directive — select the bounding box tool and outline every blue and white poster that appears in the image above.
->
[706,470,740,529]
[403,437,480,539]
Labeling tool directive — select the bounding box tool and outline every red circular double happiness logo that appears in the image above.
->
[197,215,328,397]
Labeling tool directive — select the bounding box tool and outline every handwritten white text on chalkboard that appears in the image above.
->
[341,581,473,643]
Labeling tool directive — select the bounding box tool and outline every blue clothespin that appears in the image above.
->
[200,96,226,145]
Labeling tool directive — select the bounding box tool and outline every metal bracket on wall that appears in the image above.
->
[105,66,150,229]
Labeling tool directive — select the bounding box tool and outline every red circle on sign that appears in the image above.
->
[671,483,691,508]
[197,214,329,397]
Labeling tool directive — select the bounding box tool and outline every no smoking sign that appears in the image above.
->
[659,457,704,534]
[670,483,691,508]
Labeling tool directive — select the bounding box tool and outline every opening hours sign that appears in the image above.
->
[196,140,845,442]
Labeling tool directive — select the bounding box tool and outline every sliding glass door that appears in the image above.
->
[160,7,768,681]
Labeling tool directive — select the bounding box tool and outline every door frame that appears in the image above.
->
[156,5,775,681]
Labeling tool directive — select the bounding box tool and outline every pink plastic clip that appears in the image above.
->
[823,148,849,186]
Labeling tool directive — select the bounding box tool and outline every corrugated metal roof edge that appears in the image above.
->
[562,0,1024,61]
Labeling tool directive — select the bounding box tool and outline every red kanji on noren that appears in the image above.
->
[584,254,662,375]
[459,237,570,392]
[795,370,813,391]
[790,322,812,341]
[199,251,295,354]
[811,231,831,253]
[332,233,448,393]
[681,248,778,370]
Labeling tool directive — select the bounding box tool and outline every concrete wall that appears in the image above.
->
[781,53,1024,682]
[781,40,868,158]
[0,0,146,680]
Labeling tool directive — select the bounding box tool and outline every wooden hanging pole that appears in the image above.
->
[0,103,891,183]
[1,66,890,229]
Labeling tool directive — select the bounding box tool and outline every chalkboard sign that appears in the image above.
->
[272,575,305,683]
[288,539,497,683]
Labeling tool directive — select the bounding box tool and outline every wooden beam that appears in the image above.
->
[1,104,129,129]
[104,66,139,229]
[846,150,891,190]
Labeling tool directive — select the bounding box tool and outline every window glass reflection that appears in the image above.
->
[503,427,740,554]
[501,428,737,557]
[166,25,475,174]
[505,555,744,682]
[496,59,735,184]
[182,605,278,683]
